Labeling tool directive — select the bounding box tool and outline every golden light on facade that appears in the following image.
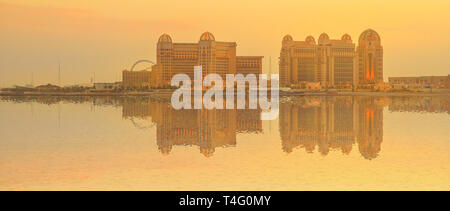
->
[279,29,384,88]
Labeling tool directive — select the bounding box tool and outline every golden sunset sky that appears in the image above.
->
[0,0,449,87]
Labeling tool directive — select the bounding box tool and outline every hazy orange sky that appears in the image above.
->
[0,0,449,87]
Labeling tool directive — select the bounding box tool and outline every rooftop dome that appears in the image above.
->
[318,33,330,44]
[305,35,315,44]
[200,32,215,41]
[341,33,352,41]
[359,29,380,43]
[283,34,293,42]
[158,33,172,43]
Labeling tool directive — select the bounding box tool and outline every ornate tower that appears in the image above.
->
[157,33,173,83]
[357,29,383,86]
[198,32,216,78]
[279,34,293,87]
[317,33,331,87]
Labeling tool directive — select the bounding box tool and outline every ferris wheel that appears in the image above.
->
[129,59,155,71]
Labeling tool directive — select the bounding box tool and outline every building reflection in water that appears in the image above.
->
[388,96,450,114]
[279,96,385,160]
[2,95,448,159]
[121,98,262,157]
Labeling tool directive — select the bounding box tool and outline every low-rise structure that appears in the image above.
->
[122,69,152,88]
[93,82,121,91]
[36,84,61,91]
[122,64,163,88]
[388,75,449,89]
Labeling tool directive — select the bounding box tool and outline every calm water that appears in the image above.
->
[0,95,449,190]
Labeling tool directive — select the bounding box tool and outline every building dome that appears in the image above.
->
[341,33,352,41]
[359,29,380,43]
[200,32,215,41]
[305,35,315,44]
[158,33,172,43]
[283,34,293,42]
[318,33,329,44]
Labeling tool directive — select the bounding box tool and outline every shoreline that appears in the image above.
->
[1,91,449,97]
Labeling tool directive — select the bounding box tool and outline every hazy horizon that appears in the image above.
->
[1,0,449,87]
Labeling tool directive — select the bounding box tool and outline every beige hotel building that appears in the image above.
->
[156,32,263,86]
[123,32,263,88]
[279,29,383,88]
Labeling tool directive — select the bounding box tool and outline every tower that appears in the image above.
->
[279,34,293,87]
[157,33,173,83]
[357,29,383,86]
[198,32,217,78]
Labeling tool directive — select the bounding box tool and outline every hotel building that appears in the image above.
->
[122,32,262,88]
[357,29,384,86]
[156,32,263,85]
[279,29,383,88]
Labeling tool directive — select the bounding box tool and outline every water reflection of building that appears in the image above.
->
[236,109,263,133]
[388,96,450,114]
[157,108,236,157]
[356,97,384,160]
[279,96,385,160]
[121,99,262,157]
[3,95,448,159]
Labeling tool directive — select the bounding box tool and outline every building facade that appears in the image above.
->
[122,70,152,88]
[389,75,449,89]
[236,56,264,77]
[121,32,263,88]
[93,82,121,91]
[279,35,317,87]
[156,32,263,85]
[357,29,383,86]
[122,64,163,88]
[279,29,383,88]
